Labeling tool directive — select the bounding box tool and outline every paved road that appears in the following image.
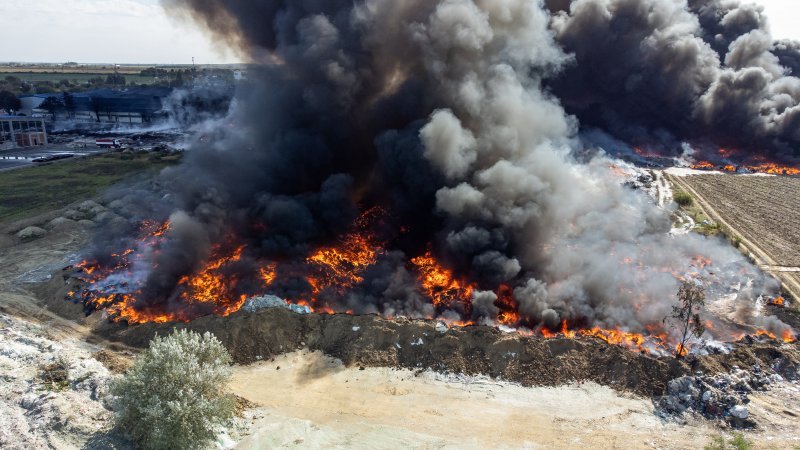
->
[0,159,32,171]
[0,146,108,172]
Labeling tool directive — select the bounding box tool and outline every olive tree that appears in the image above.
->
[112,329,235,450]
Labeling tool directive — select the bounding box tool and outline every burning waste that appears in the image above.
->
[69,0,798,356]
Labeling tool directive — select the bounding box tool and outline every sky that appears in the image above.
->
[0,0,798,64]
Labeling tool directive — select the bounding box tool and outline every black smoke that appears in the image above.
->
[549,0,800,160]
[80,0,793,340]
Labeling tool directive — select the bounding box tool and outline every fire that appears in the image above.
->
[691,161,716,170]
[70,210,795,356]
[579,327,646,349]
[495,284,520,326]
[747,163,800,176]
[260,264,276,286]
[306,231,380,292]
[691,159,799,176]
[410,250,475,309]
[770,296,785,307]
[753,329,796,344]
[178,245,246,308]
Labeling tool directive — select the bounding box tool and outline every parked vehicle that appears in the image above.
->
[96,138,121,148]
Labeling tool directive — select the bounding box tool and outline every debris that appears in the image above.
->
[730,405,749,419]
[242,295,311,315]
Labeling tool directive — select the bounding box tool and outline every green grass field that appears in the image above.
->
[0,152,181,224]
[3,72,158,85]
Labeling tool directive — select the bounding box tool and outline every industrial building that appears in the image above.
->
[19,87,172,124]
[0,116,48,150]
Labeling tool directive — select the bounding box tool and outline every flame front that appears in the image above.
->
[70,207,796,356]
[691,159,800,176]
[410,250,475,309]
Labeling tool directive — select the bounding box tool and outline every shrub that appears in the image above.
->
[704,433,752,450]
[673,190,694,207]
[39,356,70,391]
[111,329,235,450]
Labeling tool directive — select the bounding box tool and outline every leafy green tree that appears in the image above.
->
[0,90,21,113]
[111,329,235,450]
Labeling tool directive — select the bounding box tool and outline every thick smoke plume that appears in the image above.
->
[82,0,793,341]
[547,0,800,160]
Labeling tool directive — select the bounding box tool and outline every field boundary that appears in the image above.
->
[667,173,800,303]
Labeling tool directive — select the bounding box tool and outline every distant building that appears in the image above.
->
[0,116,48,150]
[20,87,173,124]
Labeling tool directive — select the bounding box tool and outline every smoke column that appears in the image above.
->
[83,0,794,339]
[547,0,800,159]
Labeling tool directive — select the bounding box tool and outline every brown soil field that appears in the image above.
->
[670,173,800,301]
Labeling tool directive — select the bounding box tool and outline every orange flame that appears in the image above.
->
[691,161,716,170]
[770,296,785,307]
[410,250,475,308]
[692,159,799,175]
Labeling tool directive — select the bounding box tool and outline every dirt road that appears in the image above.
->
[230,351,799,450]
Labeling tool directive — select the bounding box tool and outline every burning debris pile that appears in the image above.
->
[67,0,799,357]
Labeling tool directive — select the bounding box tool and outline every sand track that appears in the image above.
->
[230,351,800,449]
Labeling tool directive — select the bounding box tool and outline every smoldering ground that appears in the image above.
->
[79,0,795,340]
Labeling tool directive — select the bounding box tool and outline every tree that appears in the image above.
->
[62,91,75,119]
[39,96,64,118]
[667,280,706,359]
[105,73,126,86]
[0,90,21,114]
[111,329,235,450]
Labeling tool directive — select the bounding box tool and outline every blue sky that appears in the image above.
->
[0,0,797,64]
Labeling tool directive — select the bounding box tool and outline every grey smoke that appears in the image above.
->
[550,0,800,159]
[81,0,792,340]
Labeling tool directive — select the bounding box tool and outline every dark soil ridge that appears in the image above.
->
[90,308,800,398]
[38,270,800,399]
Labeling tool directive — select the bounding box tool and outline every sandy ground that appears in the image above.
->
[230,351,800,450]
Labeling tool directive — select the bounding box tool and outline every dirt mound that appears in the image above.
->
[93,308,686,397]
[38,266,800,399]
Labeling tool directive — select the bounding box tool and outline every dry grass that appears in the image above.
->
[0,152,181,224]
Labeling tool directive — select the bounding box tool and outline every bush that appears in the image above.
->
[673,190,694,207]
[39,356,70,391]
[704,433,752,450]
[111,330,235,450]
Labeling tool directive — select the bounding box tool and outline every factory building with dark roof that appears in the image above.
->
[19,87,172,124]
